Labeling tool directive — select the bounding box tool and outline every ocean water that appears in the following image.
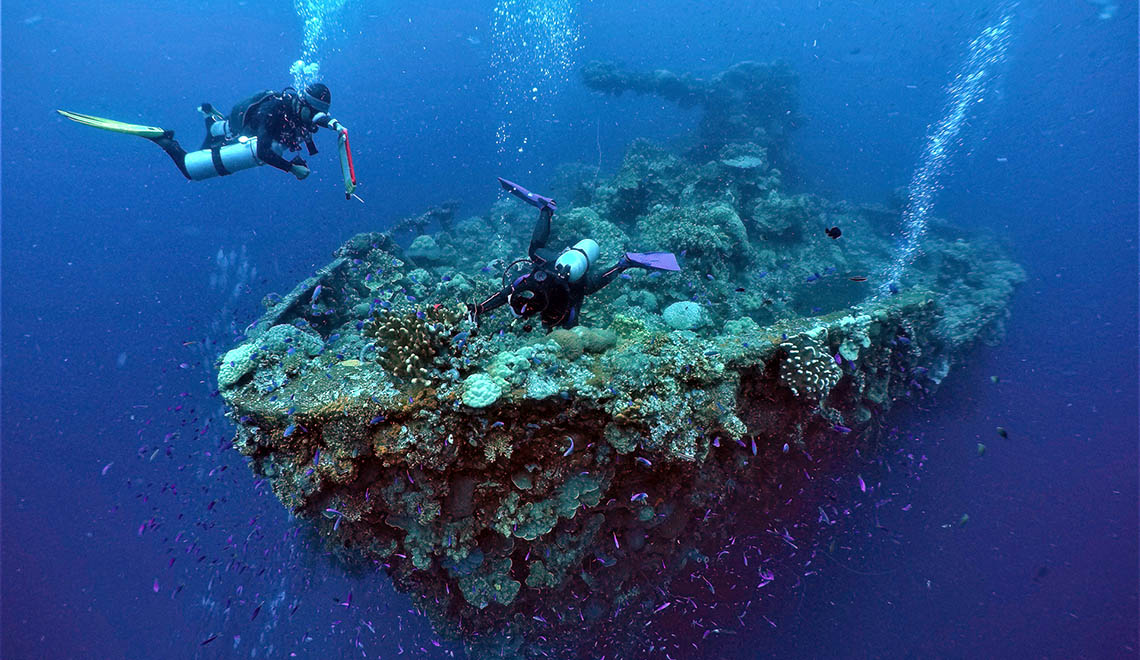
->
[2,1,1136,658]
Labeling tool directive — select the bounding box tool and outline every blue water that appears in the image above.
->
[3,1,1136,658]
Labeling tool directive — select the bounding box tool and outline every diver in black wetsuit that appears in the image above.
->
[469,178,681,331]
[150,83,347,181]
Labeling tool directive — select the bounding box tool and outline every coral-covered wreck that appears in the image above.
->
[217,61,1023,658]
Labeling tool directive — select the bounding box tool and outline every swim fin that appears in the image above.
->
[624,252,681,272]
[56,109,167,138]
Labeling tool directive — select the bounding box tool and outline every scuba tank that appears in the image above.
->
[182,136,282,181]
[553,239,600,283]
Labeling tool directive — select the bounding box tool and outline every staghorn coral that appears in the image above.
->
[778,331,842,398]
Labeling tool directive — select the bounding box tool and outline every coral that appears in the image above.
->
[778,331,842,398]
[663,301,706,330]
[364,304,464,386]
[461,373,503,408]
[574,326,617,354]
[218,344,256,389]
[406,234,443,263]
[548,329,584,360]
[636,202,748,266]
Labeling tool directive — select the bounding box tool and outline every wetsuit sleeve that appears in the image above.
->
[474,286,512,317]
[585,256,633,295]
[528,206,554,260]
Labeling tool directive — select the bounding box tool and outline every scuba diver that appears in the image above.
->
[469,178,681,331]
[57,83,357,197]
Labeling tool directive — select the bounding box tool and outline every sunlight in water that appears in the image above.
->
[880,8,1015,295]
[491,0,581,158]
[291,0,349,89]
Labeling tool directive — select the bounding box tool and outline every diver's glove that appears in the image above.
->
[465,302,480,325]
[290,156,311,180]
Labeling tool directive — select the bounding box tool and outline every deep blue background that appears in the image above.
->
[3,1,1136,658]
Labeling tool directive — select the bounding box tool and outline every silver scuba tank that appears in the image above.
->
[182,136,282,181]
[554,239,600,283]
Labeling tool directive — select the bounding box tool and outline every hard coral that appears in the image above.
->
[778,331,841,398]
[364,303,464,386]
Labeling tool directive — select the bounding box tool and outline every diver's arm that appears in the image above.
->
[255,124,298,173]
[470,287,513,319]
[313,113,345,132]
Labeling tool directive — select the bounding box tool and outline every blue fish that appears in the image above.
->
[283,424,297,437]
[310,285,323,305]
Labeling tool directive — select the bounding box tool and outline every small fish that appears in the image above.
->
[735,287,746,292]
[368,414,385,425]
[896,336,911,345]
[101,462,114,476]
[976,442,987,457]
[833,424,852,434]
[654,602,671,613]
[958,513,970,527]
[996,427,1008,439]
[630,492,649,502]
[825,227,842,239]
[251,604,261,620]
[634,457,652,467]
[805,273,819,283]
[200,634,219,646]
[283,424,297,437]
[153,578,160,593]
[857,475,867,492]
[563,436,575,457]
[849,276,868,282]
[990,375,1000,384]
[782,443,789,453]
[310,285,323,305]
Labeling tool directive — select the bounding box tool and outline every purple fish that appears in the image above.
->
[857,475,867,492]
[833,424,852,434]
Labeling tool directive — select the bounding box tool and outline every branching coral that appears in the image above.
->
[364,303,465,386]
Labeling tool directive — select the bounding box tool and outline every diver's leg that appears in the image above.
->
[198,103,228,149]
[585,257,633,295]
[148,131,192,180]
[528,206,553,260]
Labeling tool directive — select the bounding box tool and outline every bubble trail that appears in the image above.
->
[291,0,349,89]
[880,7,1015,295]
[491,0,581,158]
